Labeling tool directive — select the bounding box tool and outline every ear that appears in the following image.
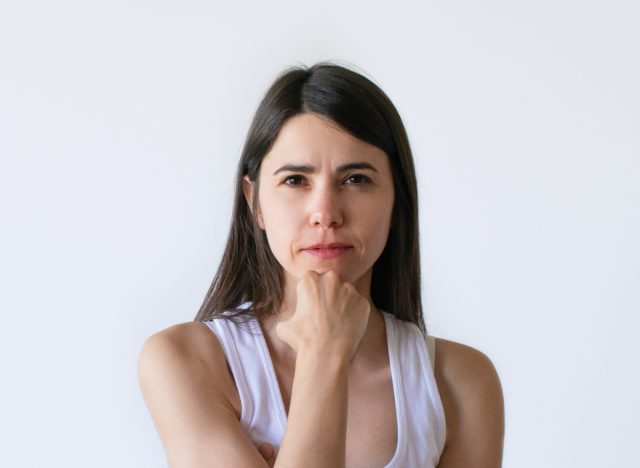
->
[242,175,265,230]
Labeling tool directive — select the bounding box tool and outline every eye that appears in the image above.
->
[282,174,307,186]
[344,173,372,184]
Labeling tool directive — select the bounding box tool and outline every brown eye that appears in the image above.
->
[283,175,307,186]
[344,174,372,184]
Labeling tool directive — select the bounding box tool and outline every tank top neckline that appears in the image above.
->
[252,310,407,467]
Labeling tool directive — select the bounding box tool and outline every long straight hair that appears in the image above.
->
[194,62,425,334]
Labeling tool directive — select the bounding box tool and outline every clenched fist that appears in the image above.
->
[275,270,371,361]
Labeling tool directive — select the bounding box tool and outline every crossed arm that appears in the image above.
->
[137,325,504,467]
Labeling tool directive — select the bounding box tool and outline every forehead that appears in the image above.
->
[261,113,389,168]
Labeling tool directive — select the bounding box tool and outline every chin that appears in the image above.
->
[291,266,347,281]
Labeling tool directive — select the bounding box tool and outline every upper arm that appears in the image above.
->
[434,338,505,468]
[137,322,269,468]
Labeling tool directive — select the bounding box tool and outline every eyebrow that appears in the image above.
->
[272,162,379,176]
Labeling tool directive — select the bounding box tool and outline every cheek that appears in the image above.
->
[259,202,298,259]
[360,199,394,253]
[260,222,294,271]
[371,212,393,248]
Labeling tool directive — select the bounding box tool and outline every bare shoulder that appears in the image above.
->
[433,338,502,392]
[433,338,505,468]
[139,321,225,370]
[137,320,242,419]
[138,321,230,393]
[137,321,262,467]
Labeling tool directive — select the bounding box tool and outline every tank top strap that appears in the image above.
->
[425,334,436,369]
[381,312,447,466]
[203,307,286,452]
[203,316,255,429]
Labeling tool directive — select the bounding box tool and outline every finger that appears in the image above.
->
[258,442,273,457]
[258,442,276,467]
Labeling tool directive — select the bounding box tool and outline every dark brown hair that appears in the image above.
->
[194,62,425,333]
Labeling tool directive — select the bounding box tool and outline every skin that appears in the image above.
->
[242,112,395,372]
[242,113,397,466]
[137,112,505,467]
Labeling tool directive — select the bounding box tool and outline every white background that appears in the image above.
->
[1,1,638,467]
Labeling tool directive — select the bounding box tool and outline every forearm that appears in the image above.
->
[274,346,350,468]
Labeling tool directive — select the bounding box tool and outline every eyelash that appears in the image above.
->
[282,174,372,186]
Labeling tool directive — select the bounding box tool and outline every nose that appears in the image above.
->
[308,183,343,229]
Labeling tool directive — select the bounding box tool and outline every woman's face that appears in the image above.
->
[243,113,395,291]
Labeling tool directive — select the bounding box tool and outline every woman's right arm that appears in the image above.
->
[273,340,351,468]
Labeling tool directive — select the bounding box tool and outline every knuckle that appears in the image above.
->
[299,271,315,285]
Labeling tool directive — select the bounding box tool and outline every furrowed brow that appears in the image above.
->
[336,162,378,173]
[272,164,314,175]
[272,162,378,175]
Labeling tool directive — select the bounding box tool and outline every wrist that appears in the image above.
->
[295,340,352,366]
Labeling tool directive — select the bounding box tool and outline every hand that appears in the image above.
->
[275,270,371,360]
[258,442,276,467]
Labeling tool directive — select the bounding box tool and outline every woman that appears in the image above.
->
[138,62,505,467]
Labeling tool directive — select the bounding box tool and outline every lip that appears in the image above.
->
[302,243,353,259]
[305,243,352,250]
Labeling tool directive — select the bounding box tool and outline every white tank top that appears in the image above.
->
[204,304,446,467]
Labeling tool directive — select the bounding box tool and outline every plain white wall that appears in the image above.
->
[1,1,638,467]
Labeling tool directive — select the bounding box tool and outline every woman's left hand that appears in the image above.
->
[258,442,276,467]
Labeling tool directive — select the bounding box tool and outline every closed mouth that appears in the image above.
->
[303,245,353,259]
